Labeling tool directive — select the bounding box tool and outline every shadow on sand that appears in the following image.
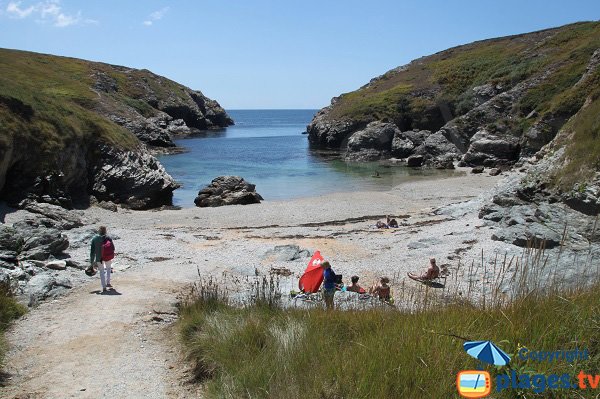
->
[90,289,122,296]
[420,281,445,289]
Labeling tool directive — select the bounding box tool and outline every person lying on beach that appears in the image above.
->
[376,220,388,229]
[408,257,440,280]
[370,277,391,301]
[346,275,366,294]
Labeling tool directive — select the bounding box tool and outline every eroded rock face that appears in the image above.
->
[306,54,570,169]
[19,200,84,230]
[110,115,177,148]
[390,134,415,158]
[462,130,520,167]
[345,122,398,161]
[406,155,424,167]
[194,176,263,207]
[413,131,461,162]
[90,144,180,209]
[307,105,363,149]
[562,178,600,216]
[0,220,69,261]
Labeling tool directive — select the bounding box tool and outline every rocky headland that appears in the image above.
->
[0,48,233,211]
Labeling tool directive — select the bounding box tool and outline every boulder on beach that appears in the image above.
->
[194,176,263,207]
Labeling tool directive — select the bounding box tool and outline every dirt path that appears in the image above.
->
[1,172,502,398]
[2,268,202,399]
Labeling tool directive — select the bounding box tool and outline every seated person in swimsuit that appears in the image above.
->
[408,257,440,280]
[346,275,366,294]
[370,276,391,301]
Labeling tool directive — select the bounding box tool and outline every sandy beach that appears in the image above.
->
[2,170,511,398]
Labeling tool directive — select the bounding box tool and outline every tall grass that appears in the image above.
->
[0,284,27,371]
[179,242,600,398]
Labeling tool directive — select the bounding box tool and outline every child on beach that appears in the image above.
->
[370,276,391,301]
[346,275,366,294]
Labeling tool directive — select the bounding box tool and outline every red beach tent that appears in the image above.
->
[299,251,324,293]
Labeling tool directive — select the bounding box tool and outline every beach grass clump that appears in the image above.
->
[179,266,600,398]
[0,285,26,367]
[551,97,600,189]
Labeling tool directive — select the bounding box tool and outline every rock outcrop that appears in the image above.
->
[19,200,84,229]
[194,176,263,207]
[307,104,363,149]
[89,144,179,209]
[345,122,398,161]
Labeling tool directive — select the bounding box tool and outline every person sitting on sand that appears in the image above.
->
[386,215,398,228]
[346,275,366,294]
[409,257,440,280]
[370,276,391,301]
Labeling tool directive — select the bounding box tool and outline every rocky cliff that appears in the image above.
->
[0,48,233,209]
[308,22,600,176]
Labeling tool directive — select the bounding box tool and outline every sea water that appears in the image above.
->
[157,109,458,206]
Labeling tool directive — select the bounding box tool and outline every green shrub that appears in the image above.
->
[0,288,26,366]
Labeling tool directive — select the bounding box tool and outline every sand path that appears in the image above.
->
[1,172,502,398]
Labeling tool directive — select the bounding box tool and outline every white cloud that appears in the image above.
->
[143,6,169,27]
[6,1,35,18]
[4,0,95,27]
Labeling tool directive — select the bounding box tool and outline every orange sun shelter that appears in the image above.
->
[298,251,324,293]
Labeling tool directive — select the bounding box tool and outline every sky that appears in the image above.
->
[0,1,599,109]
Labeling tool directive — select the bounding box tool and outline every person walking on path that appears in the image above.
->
[90,226,115,293]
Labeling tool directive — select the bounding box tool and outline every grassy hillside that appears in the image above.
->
[327,22,600,133]
[0,47,229,155]
[0,49,142,161]
[549,95,600,189]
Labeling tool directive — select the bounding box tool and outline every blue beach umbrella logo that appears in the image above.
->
[463,340,511,366]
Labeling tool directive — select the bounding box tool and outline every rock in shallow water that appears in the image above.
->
[407,155,424,167]
[194,176,263,207]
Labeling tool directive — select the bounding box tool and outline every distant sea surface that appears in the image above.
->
[158,109,457,207]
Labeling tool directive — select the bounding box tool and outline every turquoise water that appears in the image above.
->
[158,109,458,206]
